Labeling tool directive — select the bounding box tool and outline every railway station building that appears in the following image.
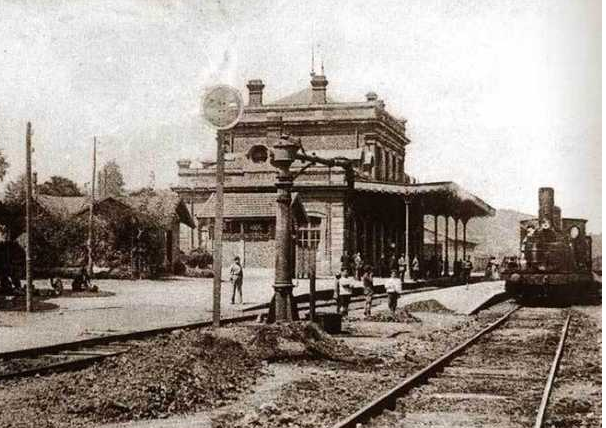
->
[172,72,494,276]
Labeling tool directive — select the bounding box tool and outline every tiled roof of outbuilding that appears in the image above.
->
[197,192,307,223]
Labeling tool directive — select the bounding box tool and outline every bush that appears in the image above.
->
[172,260,187,276]
[181,248,213,269]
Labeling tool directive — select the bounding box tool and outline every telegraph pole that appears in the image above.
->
[212,133,224,327]
[87,137,97,277]
[25,122,33,312]
[201,84,244,328]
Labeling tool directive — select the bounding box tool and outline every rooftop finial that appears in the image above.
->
[311,43,315,76]
[321,57,325,75]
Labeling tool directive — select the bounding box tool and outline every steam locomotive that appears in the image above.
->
[502,187,595,302]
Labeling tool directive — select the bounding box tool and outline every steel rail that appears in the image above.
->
[0,313,258,361]
[533,313,571,428]
[0,347,130,381]
[331,305,520,428]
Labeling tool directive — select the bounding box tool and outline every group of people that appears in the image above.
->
[334,265,403,319]
[343,251,421,283]
[484,256,501,281]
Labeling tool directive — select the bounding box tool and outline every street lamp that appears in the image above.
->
[269,134,301,322]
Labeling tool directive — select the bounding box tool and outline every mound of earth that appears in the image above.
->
[0,331,262,427]
[404,299,454,313]
[0,322,369,428]
[364,308,421,323]
[219,322,359,363]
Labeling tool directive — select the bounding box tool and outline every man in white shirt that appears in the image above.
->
[337,269,353,317]
[384,269,401,316]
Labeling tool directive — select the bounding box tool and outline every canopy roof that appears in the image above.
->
[355,181,495,219]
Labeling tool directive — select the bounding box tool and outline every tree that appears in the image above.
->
[4,174,26,205]
[97,160,125,198]
[0,149,9,182]
[38,175,82,197]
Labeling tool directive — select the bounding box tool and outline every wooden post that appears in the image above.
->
[87,137,96,277]
[309,253,316,322]
[212,134,224,328]
[25,122,33,312]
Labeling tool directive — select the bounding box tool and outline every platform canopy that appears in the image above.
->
[355,181,495,219]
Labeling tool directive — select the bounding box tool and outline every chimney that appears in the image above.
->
[366,92,378,102]
[177,159,192,170]
[247,79,265,107]
[310,74,328,104]
[538,187,555,227]
[553,206,562,231]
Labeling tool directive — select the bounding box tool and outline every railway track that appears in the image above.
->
[332,306,571,428]
[0,313,258,381]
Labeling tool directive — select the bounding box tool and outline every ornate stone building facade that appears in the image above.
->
[173,72,494,276]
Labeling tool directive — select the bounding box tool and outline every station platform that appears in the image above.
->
[0,271,504,354]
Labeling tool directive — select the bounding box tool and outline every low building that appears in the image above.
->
[173,72,494,276]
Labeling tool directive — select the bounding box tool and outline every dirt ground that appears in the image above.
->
[0,300,599,428]
[544,306,602,428]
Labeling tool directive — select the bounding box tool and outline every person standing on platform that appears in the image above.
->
[333,271,342,314]
[362,265,374,318]
[338,269,353,317]
[229,256,244,305]
[354,252,363,280]
[411,256,420,281]
[463,256,473,288]
[397,253,407,283]
[384,269,401,316]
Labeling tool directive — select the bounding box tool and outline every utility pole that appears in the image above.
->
[212,133,224,328]
[25,122,33,312]
[87,137,97,277]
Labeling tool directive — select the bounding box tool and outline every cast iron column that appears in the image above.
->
[403,200,412,282]
[443,215,450,277]
[462,218,468,259]
[454,217,459,264]
[274,170,294,321]
[270,136,300,322]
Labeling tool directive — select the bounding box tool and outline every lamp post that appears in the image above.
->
[269,136,300,322]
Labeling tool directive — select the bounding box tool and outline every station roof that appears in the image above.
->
[355,181,495,219]
[197,192,308,224]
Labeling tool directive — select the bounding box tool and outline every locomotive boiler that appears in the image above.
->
[502,187,594,302]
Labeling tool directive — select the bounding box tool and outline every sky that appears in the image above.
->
[0,0,601,232]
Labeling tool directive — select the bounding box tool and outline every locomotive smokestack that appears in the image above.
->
[553,206,562,231]
[538,187,555,227]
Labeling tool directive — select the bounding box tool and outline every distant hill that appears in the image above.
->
[424,209,533,259]
[424,209,601,268]
[590,233,601,271]
[466,209,534,258]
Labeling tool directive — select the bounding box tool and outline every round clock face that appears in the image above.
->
[201,85,244,130]
[570,226,580,239]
